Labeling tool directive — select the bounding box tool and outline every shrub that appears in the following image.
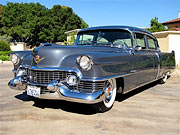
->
[0,51,12,61]
[0,51,12,56]
[0,40,11,51]
[0,55,10,61]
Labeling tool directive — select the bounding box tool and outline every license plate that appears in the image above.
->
[27,85,41,98]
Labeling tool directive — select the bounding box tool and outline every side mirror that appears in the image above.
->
[131,45,142,55]
[134,45,142,51]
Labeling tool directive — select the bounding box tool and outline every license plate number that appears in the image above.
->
[27,85,41,98]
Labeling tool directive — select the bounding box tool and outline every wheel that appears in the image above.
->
[92,79,117,112]
[159,73,168,84]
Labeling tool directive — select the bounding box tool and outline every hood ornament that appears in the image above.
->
[35,55,45,64]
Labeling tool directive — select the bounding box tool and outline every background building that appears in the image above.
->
[153,12,180,67]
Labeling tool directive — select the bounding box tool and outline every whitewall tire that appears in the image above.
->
[92,79,117,112]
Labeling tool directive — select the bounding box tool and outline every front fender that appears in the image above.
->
[61,51,131,80]
[11,51,32,71]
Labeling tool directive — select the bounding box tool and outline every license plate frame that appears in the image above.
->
[27,85,41,98]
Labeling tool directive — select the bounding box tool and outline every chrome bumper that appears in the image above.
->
[8,76,105,104]
[8,76,26,90]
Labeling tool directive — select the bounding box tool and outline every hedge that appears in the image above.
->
[0,55,10,61]
[0,51,12,61]
[0,40,11,51]
[0,51,12,56]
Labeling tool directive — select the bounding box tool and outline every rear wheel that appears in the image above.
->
[92,79,117,112]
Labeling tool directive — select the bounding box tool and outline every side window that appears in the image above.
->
[97,37,108,44]
[147,36,156,49]
[135,33,146,49]
[79,34,94,44]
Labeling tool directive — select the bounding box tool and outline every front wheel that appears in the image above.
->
[92,79,117,112]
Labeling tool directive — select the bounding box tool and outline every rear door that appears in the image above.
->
[145,35,159,80]
[133,33,156,84]
[124,33,155,91]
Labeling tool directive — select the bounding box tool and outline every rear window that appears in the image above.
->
[147,36,156,49]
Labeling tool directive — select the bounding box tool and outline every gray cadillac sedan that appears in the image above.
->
[8,26,175,112]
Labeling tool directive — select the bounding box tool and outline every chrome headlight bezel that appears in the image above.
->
[77,56,93,71]
[10,54,20,65]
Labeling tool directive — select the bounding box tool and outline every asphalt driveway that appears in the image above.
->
[0,62,179,135]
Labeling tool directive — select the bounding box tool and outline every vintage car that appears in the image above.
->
[8,26,175,112]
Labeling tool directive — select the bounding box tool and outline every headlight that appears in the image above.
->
[11,54,20,65]
[77,56,93,71]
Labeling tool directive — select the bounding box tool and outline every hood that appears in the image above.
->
[32,44,126,68]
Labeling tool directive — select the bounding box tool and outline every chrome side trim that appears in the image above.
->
[81,72,130,82]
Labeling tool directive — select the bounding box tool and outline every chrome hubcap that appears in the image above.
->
[104,83,113,103]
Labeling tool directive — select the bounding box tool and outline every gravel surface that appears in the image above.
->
[0,62,180,135]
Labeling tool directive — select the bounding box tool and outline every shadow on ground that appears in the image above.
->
[15,81,159,114]
[116,81,158,102]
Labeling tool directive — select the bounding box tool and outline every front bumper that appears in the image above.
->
[8,76,105,104]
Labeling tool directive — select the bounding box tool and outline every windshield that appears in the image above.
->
[75,29,132,48]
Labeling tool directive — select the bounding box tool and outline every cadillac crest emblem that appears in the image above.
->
[35,55,45,64]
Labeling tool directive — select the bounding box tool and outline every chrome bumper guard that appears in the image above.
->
[8,76,105,104]
[8,76,26,90]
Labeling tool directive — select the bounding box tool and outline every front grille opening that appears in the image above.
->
[28,70,75,84]
[28,69,105,93]
[41,87,56,94]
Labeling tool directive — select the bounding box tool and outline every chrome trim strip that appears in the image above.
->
[81,73,130,82]
[27,82,48,86]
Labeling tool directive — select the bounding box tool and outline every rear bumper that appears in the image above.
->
[8,76,105,104]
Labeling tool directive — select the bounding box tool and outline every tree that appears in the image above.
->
[147,17,167,33]
[0,3,88,47]
[1,2,47,45]
[0,5,3,28]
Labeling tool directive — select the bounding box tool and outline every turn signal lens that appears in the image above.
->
[67,75,77,86]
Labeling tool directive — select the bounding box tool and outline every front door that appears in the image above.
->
[123,33,158,92]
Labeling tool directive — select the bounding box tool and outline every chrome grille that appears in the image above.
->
[78,81,105,92]
[29,70,73,84]
[69,81,105,93]
[28,70,105,92]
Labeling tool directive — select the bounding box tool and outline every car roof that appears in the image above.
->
[79,26,155,38]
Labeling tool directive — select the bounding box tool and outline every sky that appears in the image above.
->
[0,0,180,28]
